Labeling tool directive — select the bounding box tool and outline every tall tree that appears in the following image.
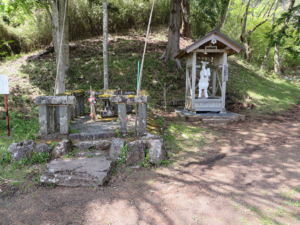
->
[240,0,274,63]
[160,0,182,69]
[260,0,279,71]
[181,0,191,38]
[271,0,297,75]
[48,0,69,95]
[215,0,230,31]
[103,0,108,89]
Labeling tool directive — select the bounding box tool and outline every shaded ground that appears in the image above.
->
[1,105,300,225]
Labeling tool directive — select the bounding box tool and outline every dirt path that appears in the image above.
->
[1,106,300,225]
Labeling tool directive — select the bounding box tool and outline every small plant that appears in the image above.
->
[87,154,93,158]
[116,129,120,137]
[0,147,11,165]
[161,159,170,166]
[69,128,80,134]
[118,144,128,164]
[140,149,151,167]
[49,142,58,150]
[30,152,50,164]
[63,152,75,159]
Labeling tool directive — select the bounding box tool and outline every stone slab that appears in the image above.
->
[73,140,111,150]
[68,132,117,141]
[110,95,148,104]
[126,140,145,165]
[35,96,76,105]
[175,109,245,123]
[40,157,114,186]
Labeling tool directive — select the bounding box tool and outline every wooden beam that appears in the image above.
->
[192,49,231,53]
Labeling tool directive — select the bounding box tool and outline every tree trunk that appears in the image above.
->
[260,0,279,71]
[260,47,270,71]
[273,0,295,75]
[160,0,182,69]
[26,43,54,62]
[274,44,280,75]
[49,0,69,95]
[181,0,191,38]
[216,0,230,31]
[103,0,108,89]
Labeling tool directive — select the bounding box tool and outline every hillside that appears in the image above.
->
[0,29,300,149]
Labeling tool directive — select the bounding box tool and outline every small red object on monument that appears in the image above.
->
[88,97,96,102]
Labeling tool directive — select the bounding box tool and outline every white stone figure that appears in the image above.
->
[198,61,211,98]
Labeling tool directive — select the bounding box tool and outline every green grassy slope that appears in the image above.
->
[0,30,300,151]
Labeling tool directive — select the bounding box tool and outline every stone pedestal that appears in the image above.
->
[36,96,76,135]
[110,94,149,135]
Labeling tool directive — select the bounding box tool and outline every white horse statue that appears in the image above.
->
[198,61,211,98]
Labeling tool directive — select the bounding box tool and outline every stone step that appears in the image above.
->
[74,150,108,158]
[68,132,117,141]
[73,140,111,150]
[40,157,114,187]
[202,118,231,125]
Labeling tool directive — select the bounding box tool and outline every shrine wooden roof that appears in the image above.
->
[175,29,245,59]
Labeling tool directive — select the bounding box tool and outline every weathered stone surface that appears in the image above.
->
[109,138,126,160]
[38,105,52,135]
[35,96,76,105]
[51,139,72,158]
[35,143,51,154]
[110,95,148,104]
[141,133,161,140]
[68,132,117,141]
[118,104,127,133]
[126,140,145,165]
[60,106,71,135]
[40,157,114,186]
[73,140,111,150]
[8,140,35,161]
[147,139,167,164]
[37,133,68,140]
[138,103,147,134]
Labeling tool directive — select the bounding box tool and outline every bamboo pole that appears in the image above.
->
[137,0,155,95]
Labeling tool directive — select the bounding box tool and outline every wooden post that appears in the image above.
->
[212,57,217,96]
[185,67,189,109]
[4,94,10,136]
[191,52,196,112]
[221,52,227,113]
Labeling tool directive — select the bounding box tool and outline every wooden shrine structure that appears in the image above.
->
[175,29,245,113]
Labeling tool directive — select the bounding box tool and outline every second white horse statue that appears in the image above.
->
[198,61,211,98]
